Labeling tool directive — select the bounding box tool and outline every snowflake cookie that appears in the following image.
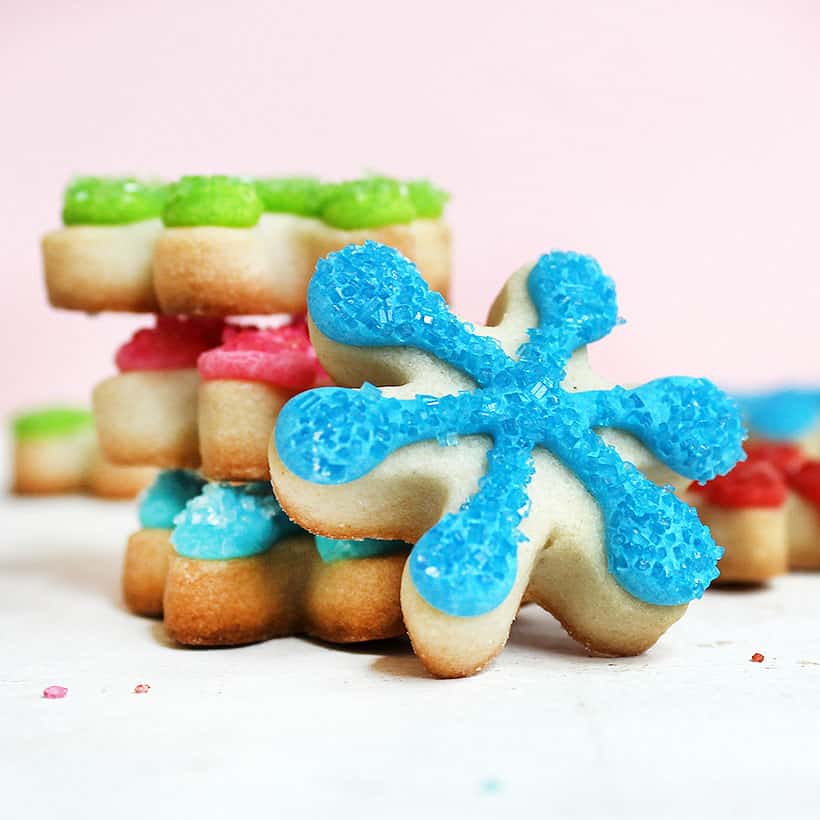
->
[270,242,745,677]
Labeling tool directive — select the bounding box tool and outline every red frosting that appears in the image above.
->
[116,316,226,372]
[197,318,330,391]
[693,440,820,510]
[690,460,787,509]
[789,462,820,509]
[744,442,805,477]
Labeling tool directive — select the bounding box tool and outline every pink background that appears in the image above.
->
[2,1,818,418]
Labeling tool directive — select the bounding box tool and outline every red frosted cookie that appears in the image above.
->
[690,460,787,509]
[116,315,225,372]
[94,316,226,469]
[744,442,805,477]
[789,462,820,508]
[786,462,820,568]
[692,442,820,580]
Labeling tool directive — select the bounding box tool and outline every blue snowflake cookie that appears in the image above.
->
[275,242,745,617]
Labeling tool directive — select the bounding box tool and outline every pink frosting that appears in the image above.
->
[116,316,227,372]
[198,318,330,391]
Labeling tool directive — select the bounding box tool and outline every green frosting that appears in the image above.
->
[254,177,325,217]
[62,177,167,226]
[162,176,263,228]
[406,180,449,219]
[319,177,417,229]
[12,407,94,441]
[145,173,448,229]
[318,177,448,229]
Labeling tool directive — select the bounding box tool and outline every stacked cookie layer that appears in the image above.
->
[42,174,452,646]
[43,175,451,314]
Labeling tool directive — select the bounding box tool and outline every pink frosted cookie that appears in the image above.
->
[93,316,225,469]
[197,318,330,481]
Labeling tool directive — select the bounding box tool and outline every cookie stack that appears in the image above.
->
[689,389,820,582]
[42,177,750,679]
[42,174,452,646]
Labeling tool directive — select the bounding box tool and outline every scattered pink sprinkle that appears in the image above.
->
[42,685,68,699]
[751,652,765,663]
[133,683,151,694]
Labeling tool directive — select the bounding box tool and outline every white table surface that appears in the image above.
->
[2,490,819,820]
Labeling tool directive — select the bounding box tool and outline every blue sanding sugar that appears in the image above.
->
[138,469,206,529]
[171,481,300,560]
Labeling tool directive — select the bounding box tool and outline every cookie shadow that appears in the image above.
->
[707,582,772,595]
[371,652,432,679]
[508,607,596,658]
[149,620,294,652]
[303,634,410,656]
[150,619,179,649]
[303,634,433,679]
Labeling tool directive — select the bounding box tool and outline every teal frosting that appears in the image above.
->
[314,536,410,563]
[171,482,300,559]
[138,470,206,529]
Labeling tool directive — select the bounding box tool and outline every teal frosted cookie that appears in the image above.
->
[160,483,406,648]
